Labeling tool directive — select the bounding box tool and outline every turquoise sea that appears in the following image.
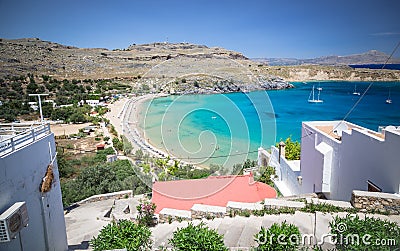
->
[138,81,400,168]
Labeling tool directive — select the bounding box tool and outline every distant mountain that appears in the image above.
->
[253,50,400,66]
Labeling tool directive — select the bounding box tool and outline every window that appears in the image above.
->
[367,180,382,192]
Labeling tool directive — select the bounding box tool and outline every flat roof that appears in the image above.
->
[304,121,385,141]
[152,174,277,213]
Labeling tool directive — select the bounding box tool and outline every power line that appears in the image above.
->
[178,149,260,160]
[291,40,400,142]
[332,40,400,132]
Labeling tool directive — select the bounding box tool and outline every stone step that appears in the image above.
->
[236,215,262,248]
[215,216,236,237]
[293,211,315,236]
[204,217,224,231]
[223,216,247,247]
[260,214,281,229]
[152,221,187,248]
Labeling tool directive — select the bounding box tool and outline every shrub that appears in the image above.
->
[254,221,301,250]
[136,199,156,227]
[301,202,358,214]
[330,214,400,251]
[256,166,276,187]
[90,220,152,251]
[169,222,228,251]
[61,159,151,206]
[134,149,144,159]
[276,137,301,160]
[121,135,133,155]
[113,137,124,151]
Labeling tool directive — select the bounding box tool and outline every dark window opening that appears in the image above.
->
[367,180,382,192]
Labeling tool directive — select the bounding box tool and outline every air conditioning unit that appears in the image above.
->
[0,202,29,242]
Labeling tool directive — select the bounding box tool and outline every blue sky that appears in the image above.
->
[0,0,399,58]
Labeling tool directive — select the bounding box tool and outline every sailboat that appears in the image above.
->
[352,84,361,95]
[308,85,323,103]
[386,89,392,104]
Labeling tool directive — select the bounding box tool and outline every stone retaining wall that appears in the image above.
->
[351,190,400,214]
[190,204,226,220]
[65,190,133,211]
[264,198,306,209]
[226,201,264,217]
[159,208,191,224]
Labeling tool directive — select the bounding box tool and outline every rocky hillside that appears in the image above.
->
[0,38,292,93]
[256,65,400,82]
[254,50,400,66]
[1,38,399,93]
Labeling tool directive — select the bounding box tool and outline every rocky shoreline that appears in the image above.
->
[142,75,293,95]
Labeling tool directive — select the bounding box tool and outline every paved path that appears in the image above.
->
[65,199,114,250]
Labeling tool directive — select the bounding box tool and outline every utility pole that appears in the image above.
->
[29,94,49,123]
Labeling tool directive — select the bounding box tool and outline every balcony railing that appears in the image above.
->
[0,123,51,157]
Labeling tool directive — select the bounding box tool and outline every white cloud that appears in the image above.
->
[370,32,400,36]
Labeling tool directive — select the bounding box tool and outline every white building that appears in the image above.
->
[258,146,302,197]
[301,121,400,201]
[85,100,100,107]
[259,121,400,201]
[0,123,68,250]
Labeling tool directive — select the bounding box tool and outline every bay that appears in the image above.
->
[138,81,400,168]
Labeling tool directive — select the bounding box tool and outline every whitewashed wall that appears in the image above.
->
[300,121,400,201]
[0,133,68,251]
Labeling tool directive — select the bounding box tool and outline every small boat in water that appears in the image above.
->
[308,85,323,103]
[352,84,361,95]
[386,90,392,104]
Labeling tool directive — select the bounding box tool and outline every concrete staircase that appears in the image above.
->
[152,213,313,250]
[65,194,400,251]
[151,211,400,250]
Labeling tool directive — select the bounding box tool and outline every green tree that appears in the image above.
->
[134,149,144,159]
[61,159,151,206]
[69,112,86,123]
[26,82,38,93]
[121,135,132,155]
[42,103,54,118]
[56,150,75,178]
[112,137,123,151]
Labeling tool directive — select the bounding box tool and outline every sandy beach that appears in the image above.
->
[106,93,204,168]
[105,93,173,159]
